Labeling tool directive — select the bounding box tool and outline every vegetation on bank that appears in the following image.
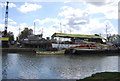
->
[76,72,120,81]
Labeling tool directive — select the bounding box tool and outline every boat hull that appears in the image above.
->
[36,50,65,55]
[65,48,120,55]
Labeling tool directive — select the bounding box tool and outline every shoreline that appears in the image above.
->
[1,47,120,56]
[1,48,35,52]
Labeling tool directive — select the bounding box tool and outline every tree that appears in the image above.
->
[7,31,14,41]
[19,28,33,40]
[108,34,120,43]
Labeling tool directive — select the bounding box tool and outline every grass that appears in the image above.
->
[76,72,120,81]
[85,72,120,79]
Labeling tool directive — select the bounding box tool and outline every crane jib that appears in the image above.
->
[4,2,9,37]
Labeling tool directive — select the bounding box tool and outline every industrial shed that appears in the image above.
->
[51,33,105,43]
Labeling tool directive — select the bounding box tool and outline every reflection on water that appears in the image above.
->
[119,56,120,72]
[0,38,2,80]
[0,55,2,80]
[2,52,119,79]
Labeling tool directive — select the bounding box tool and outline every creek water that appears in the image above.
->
[2,52,120,79]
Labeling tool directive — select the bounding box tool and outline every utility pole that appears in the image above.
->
[60,22,62,33]
[34,22,35,35]
[99,33,101,36]
[41,28,43,35]
[106,25,108,41]
[19,27,21,35]
[70,25,71,34]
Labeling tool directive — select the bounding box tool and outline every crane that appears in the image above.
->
[4,1,9,37]
[2,1,9,48]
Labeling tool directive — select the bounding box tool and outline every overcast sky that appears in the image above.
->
[0,0,119,38]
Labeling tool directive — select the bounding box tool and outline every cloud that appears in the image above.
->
[0,2,16,8]
[56,5,117,38]
[0,18,17,34]
[8,18,17,25]
[58,6,83,18]
[0,23,18,38]
[1,2,118,39]
[84,0,119,6]
[85,1,112,6]
[74,20,88,24]
[34,18,59,25]
[104,20,117,34]
[64,0,71,3]
[63,19,117,37]
[61,1,118,20]
[83,19,117,36]
[9,23,30,38]
[60,19,69,25]
[18,3,42,13]
[0,24,4,31]
[58,6,89,26]
[19,23,28,30]
[42,23,64,37]
[86,2,118,19]
[8,3,16,7]
[2,18,17,25]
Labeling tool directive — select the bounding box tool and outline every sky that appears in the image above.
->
[0,0,119,39]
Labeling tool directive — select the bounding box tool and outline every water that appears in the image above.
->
[2,52,119,79]
[0,35,2,80]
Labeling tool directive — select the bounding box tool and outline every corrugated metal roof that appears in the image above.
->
[52,33,105,39]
